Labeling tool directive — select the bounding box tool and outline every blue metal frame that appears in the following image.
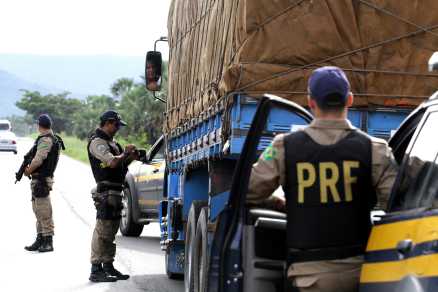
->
[166,242,185,275]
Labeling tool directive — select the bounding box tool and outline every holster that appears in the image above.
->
[92,182,124,220]
[31,178,51,198]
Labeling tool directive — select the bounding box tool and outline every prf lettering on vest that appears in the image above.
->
[297,161,359,204]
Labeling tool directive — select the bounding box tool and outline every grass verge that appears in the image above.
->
[61,135,89,164]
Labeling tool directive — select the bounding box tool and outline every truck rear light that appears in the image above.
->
[12,140,16,144]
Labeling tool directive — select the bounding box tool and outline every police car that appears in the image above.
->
[358,92,438,291]
[120,136,165,236]
[357,51,438,292]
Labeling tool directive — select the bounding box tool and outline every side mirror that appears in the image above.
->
[145,51,163,91]
[428,52,438,72]
[136,149,149,163]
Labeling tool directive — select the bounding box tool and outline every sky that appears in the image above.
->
[0,0,171,56]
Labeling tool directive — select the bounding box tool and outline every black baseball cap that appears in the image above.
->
[100,110,127,126]
[308,66,350,107]
[37,114,52,129]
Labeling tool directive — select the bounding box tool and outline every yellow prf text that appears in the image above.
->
[297,161,359,204]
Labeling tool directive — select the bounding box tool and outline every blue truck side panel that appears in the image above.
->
[182,168,209,218]
[348,109,411,139]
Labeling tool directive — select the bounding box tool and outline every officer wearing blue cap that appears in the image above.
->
[87,110,137,282]
[24,114,64,253]
[247,67,398,291]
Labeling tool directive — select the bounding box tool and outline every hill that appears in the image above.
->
[0,54,145,96]
[0,69,60,117]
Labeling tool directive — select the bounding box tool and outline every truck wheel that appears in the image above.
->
[185,201,207,292]
[193,207,209,292]
[120,186,144,237]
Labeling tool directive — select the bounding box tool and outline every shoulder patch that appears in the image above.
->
[96,144,107,153]
[262,144,277,161]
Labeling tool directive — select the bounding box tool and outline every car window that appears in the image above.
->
[390,111,438,211]
[0,124,10,131]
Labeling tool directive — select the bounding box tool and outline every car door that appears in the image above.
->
[135,136,165,212]
[360,103,438,292]
[208,95,313,292]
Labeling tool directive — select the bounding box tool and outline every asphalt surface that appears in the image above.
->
[0,138,183,292]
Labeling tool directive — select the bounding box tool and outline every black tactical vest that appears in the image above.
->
[283,130,376,252]
[33,133,62,178]
[87,128,127,184]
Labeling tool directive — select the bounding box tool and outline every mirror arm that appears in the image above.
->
[154,92,166,103]
[154,36,168,51]
[151,36,168,103]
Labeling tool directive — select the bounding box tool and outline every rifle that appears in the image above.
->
[15,147,36,184]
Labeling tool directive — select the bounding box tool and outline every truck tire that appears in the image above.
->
[193,207,209,292]
[120,186,144,237]
[185,201,207,292]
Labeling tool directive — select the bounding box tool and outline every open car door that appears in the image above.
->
[208,95,313,292]
[360,100,438,292]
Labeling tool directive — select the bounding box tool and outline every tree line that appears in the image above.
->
[14,69,167,147]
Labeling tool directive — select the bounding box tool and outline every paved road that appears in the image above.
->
[0,138,183,292]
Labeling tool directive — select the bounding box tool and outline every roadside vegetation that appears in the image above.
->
[15,64,168,163]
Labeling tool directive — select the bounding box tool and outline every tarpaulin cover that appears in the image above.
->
[166,0,438,133]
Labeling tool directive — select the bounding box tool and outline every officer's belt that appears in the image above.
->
[31,173,53,180]
[96,181,124,193]
[288,244,365,263]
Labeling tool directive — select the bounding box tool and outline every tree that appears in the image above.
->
[72,95,117,139]
[16,90,83,134]
[110,78,134,100]
[15,61,168,147]
[111,75,165,146]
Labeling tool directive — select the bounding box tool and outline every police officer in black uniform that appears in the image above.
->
[87,110,138,282]
[24,114,64,253]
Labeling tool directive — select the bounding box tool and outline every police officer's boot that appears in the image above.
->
[103,262,130,280]
[38,235,54,252]
[89,263,117,282]
[24,234,43,251]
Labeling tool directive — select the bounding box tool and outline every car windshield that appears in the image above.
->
[390,111,438,211]
[153,143,165,160]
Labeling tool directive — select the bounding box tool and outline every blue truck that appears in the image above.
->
[143,1,438,292]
